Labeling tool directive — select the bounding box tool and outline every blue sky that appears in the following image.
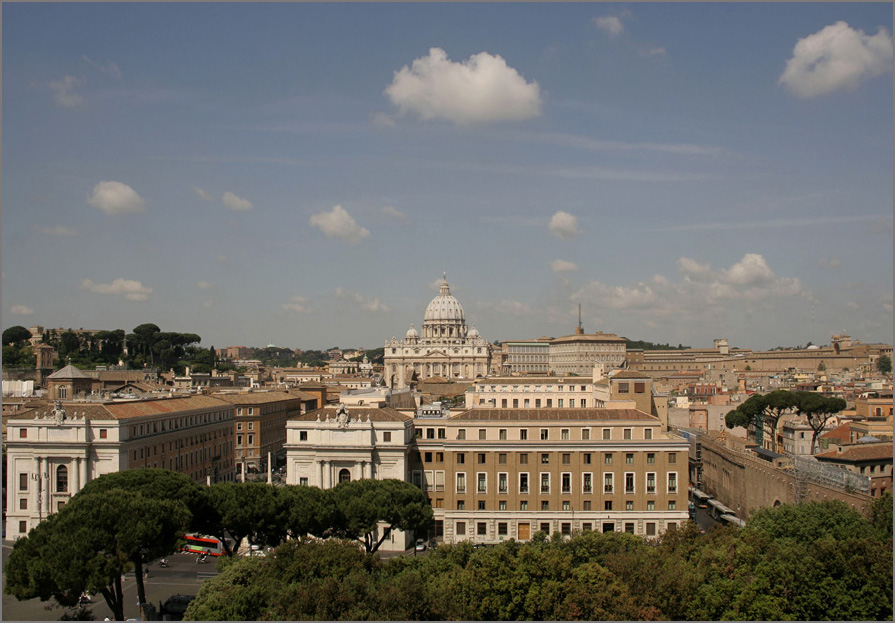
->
[3,3,892,352]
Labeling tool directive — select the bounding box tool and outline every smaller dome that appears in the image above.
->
[406,323,419,339]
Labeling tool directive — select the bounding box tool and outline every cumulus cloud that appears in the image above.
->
[282,295,312,313]
[48,75,84,108]
[194,187,214,201]
[594,16,624,37]
[721,253,776,286]
[309,205,370,244]
[677,257,714,281]
[384,47,542,124]
[779,21,893,97]
[222,191,253,211]
[550,259,579,273]
[381,205,408,220]
[37,225,77,236]
[10,304,34,316]
[86,181,145,215]
[335,287,391,313]
[548,211,580,239]
[80,278,152,301]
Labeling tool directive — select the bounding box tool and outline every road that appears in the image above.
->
[2,543,208,621]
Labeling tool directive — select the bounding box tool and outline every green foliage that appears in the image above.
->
[295,349,329,367]
[867,492,893,539]
[624,338,690,351]
[2,325,32,346]
[2,343,35,368]
[877,354,892,375]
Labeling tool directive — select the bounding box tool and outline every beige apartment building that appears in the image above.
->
[5,395,237,539]
[285,404,688,546]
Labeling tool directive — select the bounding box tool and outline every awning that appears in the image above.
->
[690,487,712,500]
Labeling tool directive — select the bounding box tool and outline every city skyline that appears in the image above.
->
[2,3,892,352]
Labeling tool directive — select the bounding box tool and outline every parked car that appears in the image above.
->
[414,538,427,552]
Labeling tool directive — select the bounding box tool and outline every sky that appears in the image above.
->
[2,3,893,353]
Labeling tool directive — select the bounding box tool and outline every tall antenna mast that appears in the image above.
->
[576,303,584,335]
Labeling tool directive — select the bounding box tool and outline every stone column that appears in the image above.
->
[34,457,43,520]
[73,457,81,493]
[80,453,89,487]
[41,459,50,517]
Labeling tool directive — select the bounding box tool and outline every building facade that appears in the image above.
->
[5,395,236,539]
[384,276,491,388]
[547,329,627,376]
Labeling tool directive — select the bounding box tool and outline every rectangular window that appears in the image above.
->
[248,422,254,430]
[625,472,635,494]
[426,428,435,439]
[519,453,528,465]
[520,500,528,510]
[99,429,108,439]
[19,473,28,491]
[457,453,466,464]
[383,431,392,442]
[457,500,465,510]
[523,399,530,408]
[582,428,590,440]
[437,452,444,463]
[412,471,422,488]
[562,453,571,465]
[644,428,653,440]
[499,500,507,511]
[19,521,27,534]
[478,500,486,511]
[247,434,253,445]
[541,501,550,511]
[668,472,678,494]
[498,473,508,494]
[513,399,519,408]
[540,472,551,494]
[477,473,487,494]
[456,521,466,536]
[558,399,564,408]
[541,453,550,465]
[626,453,634,465]
[540,522,551,534]
[456,472,466,494]
[478,453,487,464]
[647,453,655,464]
[535,399,541,408]
[561,522,571,535]
[647,500,655,511]
[19,498,28,510]
[477,522,487,536]
[626,500,634,510]
[646,522,656,536]
[623,428,632,440]
[569,399,575,408]
[299,477,309,486]
[520,429,528,440]
[498,453,507,464]
[438,428,446,439]
[625,522,635,534]
[583,473,593,494]
[635,382,646,394]
[520,473,529,494]
[425,452,433,463]
[582,522,592,532]
[618,382,630,394]
[668,501,677,510]
[458,429,466,440]
[604,473,614,494]
[561,472,571,493]
[546,399,552,408]
[647,472,656,494]
[540,429,549,440]
[498,522,508,536]
[561,429,570,440]
[602,428,611,440]
[499,429,507,440]
[604,453,613,465]
[19,428,27,439]
[299,431,308,441]
[669,453,677,464]
[583,453,592,465]
[502,399,508,408]
[478,429,487,440]
[604,500,613,511]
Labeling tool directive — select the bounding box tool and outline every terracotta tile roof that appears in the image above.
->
[46,364,92,379]
[815,442,893,463]
[212,391,302,405]
[102,395,232,420]
[609,369,650,379]
[450,408,657,422]
[820,422,852,443]
[290,406,410,422]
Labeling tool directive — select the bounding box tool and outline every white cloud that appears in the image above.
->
[385,47,542,124]
[639,46,666,57]
[194,187,214,201]
[48,75,84,108]
[82,55,122,79]
[80,277,152,301]
[594,16,624,37]
[86,181,145,215]
[282,295,312,313]
[548,211,580,240]
[370,111,397,127]
[10,304,34,316]
[550,259,579,273]
[335,287,391,313]
[721,253,775,286]
[222,191,253,211]
[677,257,714,281]
[197,281,213,290]
[37,225,77,236]
[779,21,893,97]
[381,205,408,220]
[309,205,370,244]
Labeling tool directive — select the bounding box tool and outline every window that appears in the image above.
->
[456,521,466,536]
[562,453,571,465]
[647,473,656,494]
[438,428,446,439]
[540,473,550,494]
[498,522,508,536]
[19,521,27,534]
[604,500,613,511]
[237,434,243,446]
[519,453,528,465]
[668,500,677,510]
[625,473,635,494]
[623,428,632,440]
[457,500,465,510]
[541,501,550,511]
[520,500,528,510]
[247,434,254,446]
[478,453,487,464]
[513,399,519,408]
[583,473,593,493]
[499,429,507,440]
[520,473,530,493]
[540,429,549,440]
[99,429,108,439]
[626,453,634,465]
[457,473,466,494]
[477,522,487,536]
[561,473,572,493]
[668,472,678,494]
[247,408,254,416]
[520,429,528,440]
[478,500,486,510]
[604,453,613,465]
[558,399,564,408]
[561,429,570,440]
[300,431,308,441]
[478,429,487,440]
[644,428,653,440]
[457,453,466,464]
[562,500,570,511]
[646,522,656,536]
[502,399,508,408]
[582,522,592,532]
[19,498,28,510]
[635,382,645,394]
[425,452,433,463]
[668,522,677,531]
[604,473,614,493]
[499,500,507,511]
[458,429,466,440]
[583,453,592,465]
[546,399,552,408]
[647,453,655,464]
[625,522,635,534]
[582,428,590,440]
[669,453,677,464]
[427,428,435,439]
[540,522,550,533]
[626,500,634,510]
[541,453,550,465]
[561,522,571,534]
[19,473,28,491]
[602,428,611,440]
[437,452,444,463]
[498,473,508,494]
[618,382,630,394]
[477,473,487,494]
[647,500,655,511]
[56,465,68,492]
[299,477,309,486]
[248,422,254,430]
[383,431,392,442]
[498,453,507,464]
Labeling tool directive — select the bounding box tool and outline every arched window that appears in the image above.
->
[56,465,69,493]
[339,469,351,484]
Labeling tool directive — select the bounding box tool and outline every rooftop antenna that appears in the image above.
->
[576,303,584,335]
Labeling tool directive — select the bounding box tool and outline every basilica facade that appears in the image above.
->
[385,276,491,388]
